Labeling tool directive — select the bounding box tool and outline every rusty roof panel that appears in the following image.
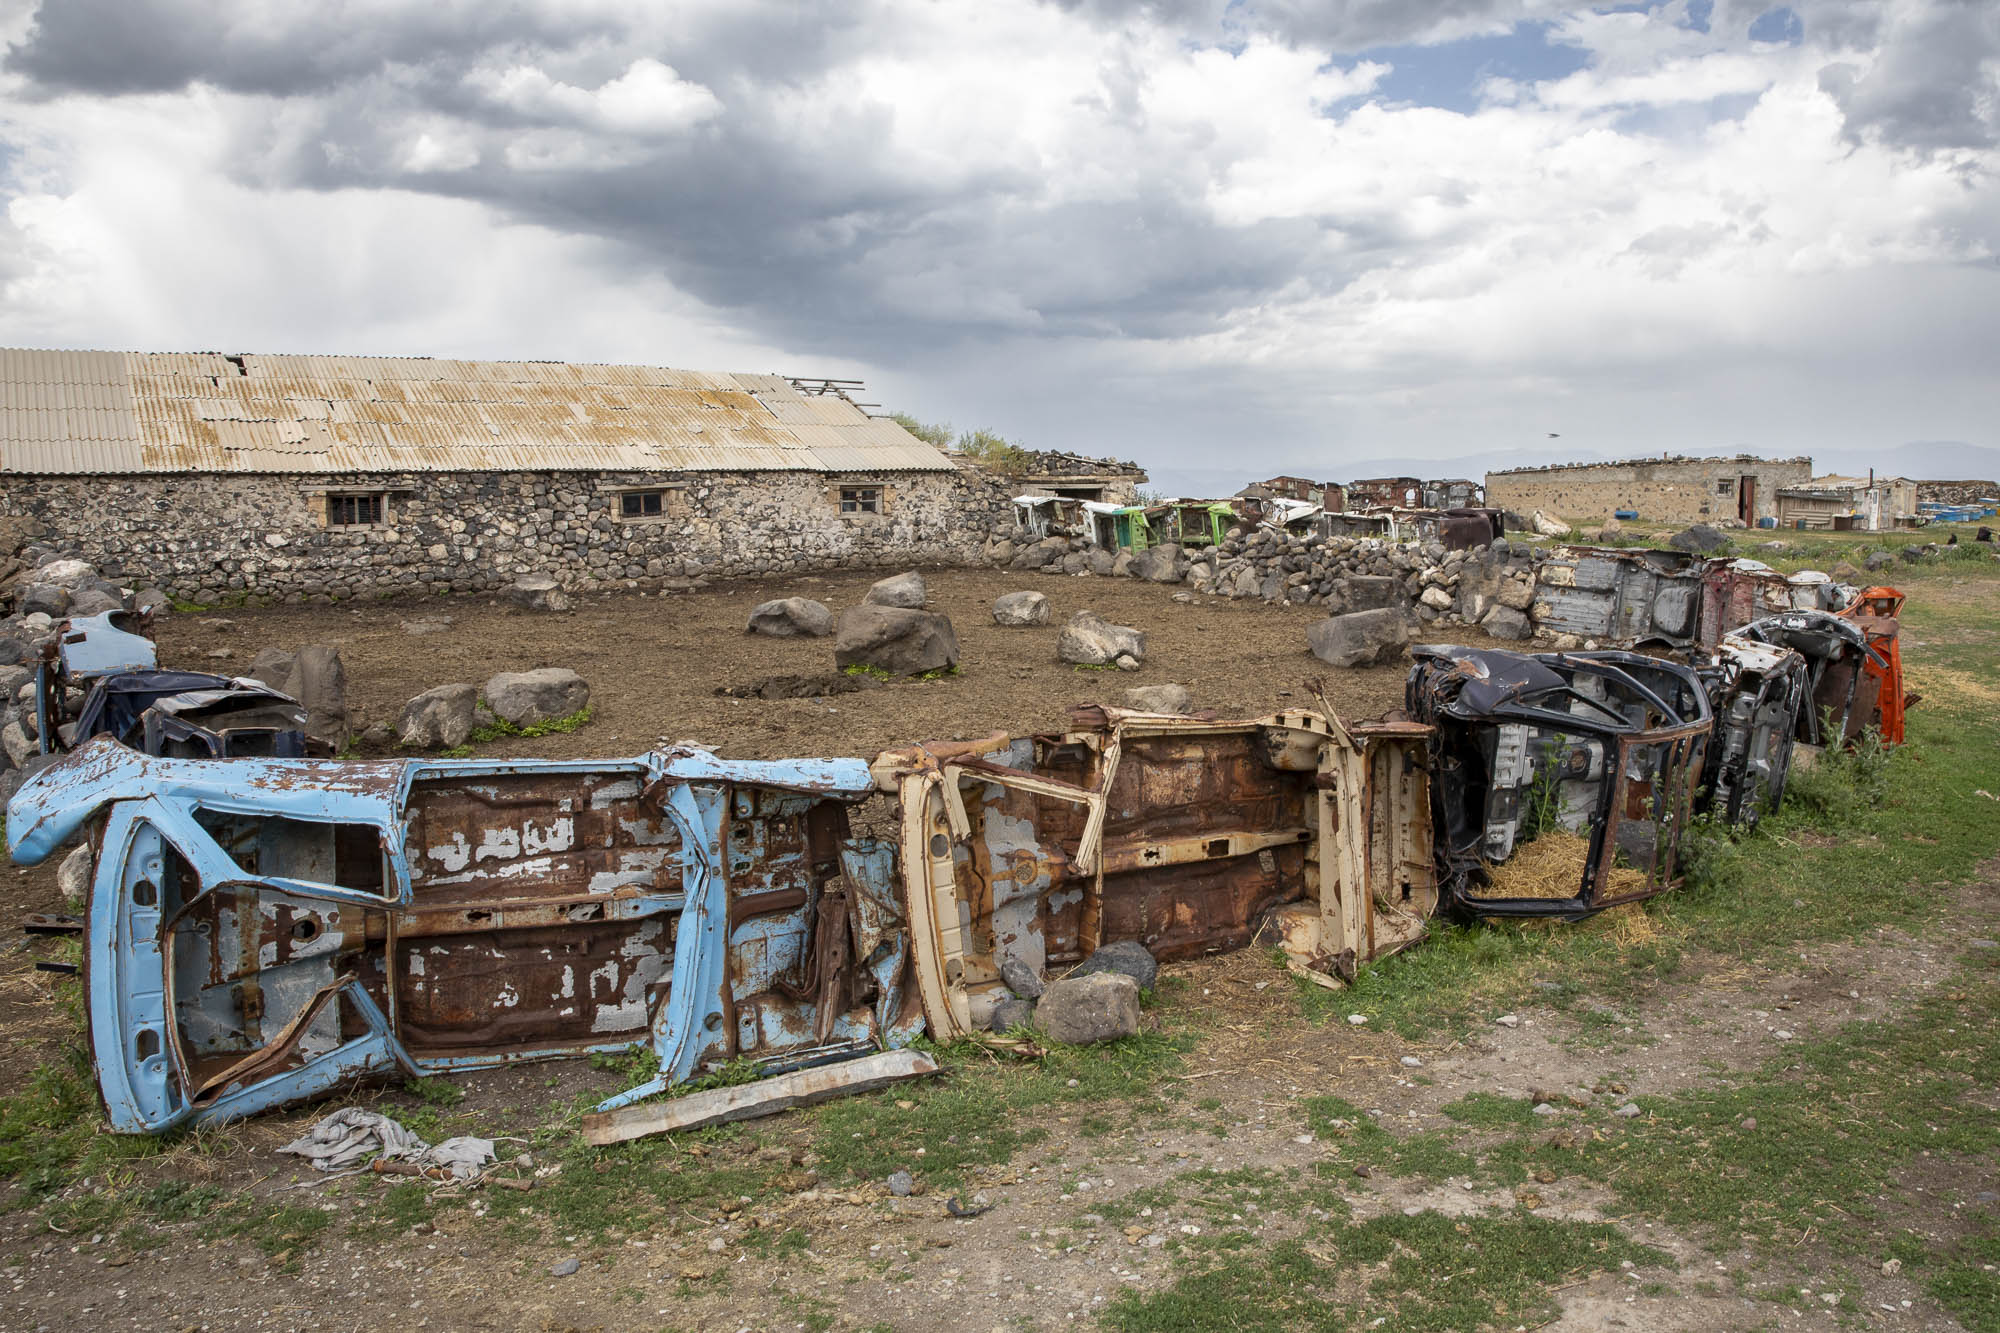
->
[0,348,950,475]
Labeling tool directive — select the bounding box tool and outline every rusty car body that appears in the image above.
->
[6,738,916,1133]
[1532,548,1835,652]
[1697,634,1808,827]
[877,704,1438,1038]
[1732,609,1888,749]
[1407,647,1711,920]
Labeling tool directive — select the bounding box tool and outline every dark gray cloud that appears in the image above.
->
[1815,0,2000,151]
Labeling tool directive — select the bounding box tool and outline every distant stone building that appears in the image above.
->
[1775,476,1919,530]
[0,348,1138,603]
[1238,475,1344,511]
[1484,455,1812,525]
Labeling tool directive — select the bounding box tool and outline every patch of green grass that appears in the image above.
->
[810,1027,1195,1190]
[1439,1091,1543,1129]
[841,663,893,681]
[469,705,595,743]
[402,1076,465,1107]
[203,1199,333,1263]
[1539,960,2000,1256]
[345,1180,434,1240]
[1102,1209,1669,1332]
[913,664,963,681]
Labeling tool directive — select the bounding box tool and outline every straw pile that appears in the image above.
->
[1483,829,1647,900]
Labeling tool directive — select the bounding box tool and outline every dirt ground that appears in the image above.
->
[153,564,1435,762]
[1,563,1993,1332]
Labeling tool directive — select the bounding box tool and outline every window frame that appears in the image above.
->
[325,492,386,528]
[620,489,666,520]
[838,484,884,516]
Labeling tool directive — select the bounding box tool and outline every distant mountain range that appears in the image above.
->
[1140,440,2000,501]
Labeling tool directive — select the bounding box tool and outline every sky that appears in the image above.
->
[0,0,1995,490]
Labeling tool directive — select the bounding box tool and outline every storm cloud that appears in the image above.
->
[1,0,1995,474]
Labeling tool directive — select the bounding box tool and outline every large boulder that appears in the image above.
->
[57,845,91,909]
[1109,550,1137,578]
[1,719,33,768]
[1668,524,1729,554]
[66,587,123,617]
[1122,683,1192,715]
[746,598,833,638]
[1000,956,1045,1000]
[1069,939,1159,990]
[1530,511,1570,538]
[989,998,1037,1033]
[1130,543,1182,583]
[283,644,350,748]
[248,647,296,690]
[507,576,572,613]
[834,606,961,676]
[1085,549,1117,577]
[1340,575,1400,613]
[483,668,590,727]
[398,684,479,749]
[1307,608,1410,668]
[992,591,1051,627]
[1011,537,1069,570]
[17,584,66,618]
[863,570,927,608]
[36,558,97,589]
[1057,611,1146,667]
[1037,971,1141,1045]
[1481,607,1533,641]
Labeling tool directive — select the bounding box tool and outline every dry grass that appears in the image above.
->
[1481,829,1647,900]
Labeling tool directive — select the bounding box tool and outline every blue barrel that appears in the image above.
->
[1757,516,1777,529]
[1614,509,1638,520]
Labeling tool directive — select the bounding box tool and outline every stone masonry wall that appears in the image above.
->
[1486,458,1812,525]
[0,463,1013,603]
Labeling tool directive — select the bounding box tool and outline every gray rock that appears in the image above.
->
[0,666,30,701]
[248,647,295,690]
[992,591,1051,626]
[1614,1102,1642,1118]
[0,514,46,555]
[1085,549,1117,577]
[1481,607,1533,641]
[1059,552,1090,575]
[1865,550,1894,572]
[1070,939,1159,990]
[360,722,395,747]
[483,668,590,728]
[1110,550,1136,578]
[1,719,34,769]
[1668,524,1728,554]
[0,636,31,668]
[549,1257,580,1277]
[1131,543,1182,583]
[57,845,91,909]
[863,570,927,608]
[1121,683,1192,714]
[507,576,572,613]
[1307,609,1410,668]
[746,597,834,638]
[35,558,96,588]
[1336,572,1400,608]
[886,1170,915,1197]
[1495,579,1535,611]
[282,644,350,748]
[1057,611,1146,666]
[17,584,67,618]
[999,956,1045,999]
[398,683,479,749]
[989,997,1037,1033]
[1012,537,1069,569]
[834,606,961,676]
[66,587,122,617]
[131,587,170,615]
[1038,971,1142,1045]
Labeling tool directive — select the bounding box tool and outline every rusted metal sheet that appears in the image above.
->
[7,739,908,1133]
[1407,646,1712,920]
[881,706,1440,1038]
[1698,634,1807,827]
[0,350,953,475]
[1531,547,1707,648]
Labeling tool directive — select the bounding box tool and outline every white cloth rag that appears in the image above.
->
[278,1108,495,1179]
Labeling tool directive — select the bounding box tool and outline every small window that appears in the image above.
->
[840,486,881,515]
[621,490,664,519]
[327,493,384,526]
[1716,480,1735,494]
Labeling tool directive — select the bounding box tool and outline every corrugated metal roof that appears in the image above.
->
[0,348,951,476]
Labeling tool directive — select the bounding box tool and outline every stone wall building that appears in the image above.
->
[0,348,1117,603]
[1485,455,1812,526]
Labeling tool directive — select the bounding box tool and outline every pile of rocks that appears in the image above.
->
[398,668,592,750]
